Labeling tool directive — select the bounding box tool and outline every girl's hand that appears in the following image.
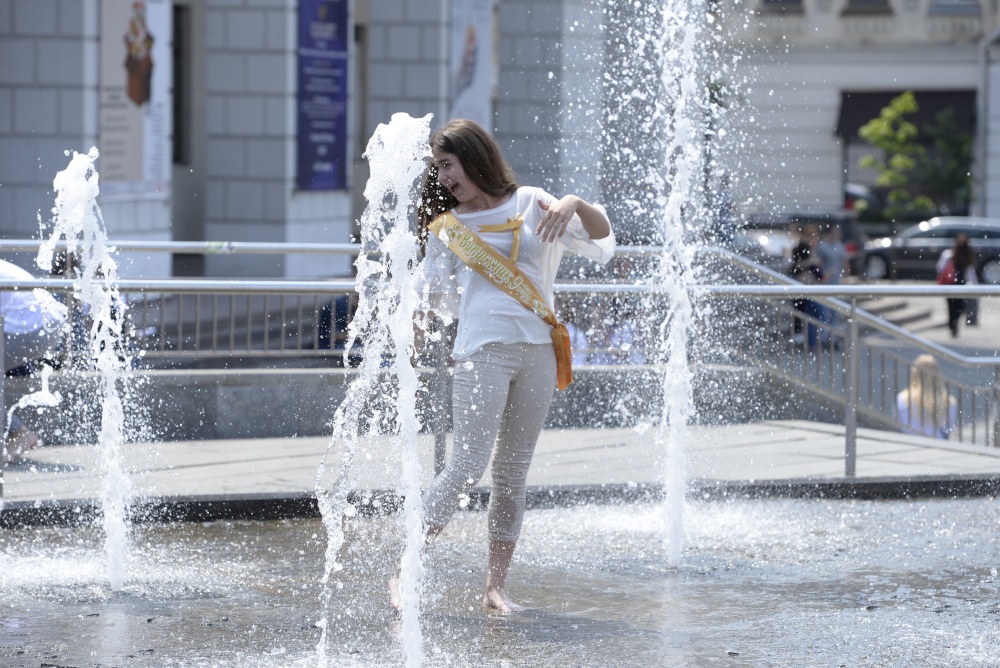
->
[536,196,579,243]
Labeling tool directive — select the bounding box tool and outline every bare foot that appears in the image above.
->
[3,427,38,466]
[482,586,526,613]
[388,575,402,612]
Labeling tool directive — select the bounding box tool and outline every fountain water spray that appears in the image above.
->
[36,147,133,590]
[603,1,713,566]
[314,113,431,668]
[653,1,711,567]
[6,364,63,436]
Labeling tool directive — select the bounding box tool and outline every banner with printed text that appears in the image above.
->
[296,0,350,191]
[99,0,172,199]
[449,0,494,129]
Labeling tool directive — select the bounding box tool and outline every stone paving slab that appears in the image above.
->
[3,419,1000,504]
[877,283,1000,349]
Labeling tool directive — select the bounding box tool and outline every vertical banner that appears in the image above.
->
[448,0,494,129]
[297,0,350,191]
[99,0,172,199]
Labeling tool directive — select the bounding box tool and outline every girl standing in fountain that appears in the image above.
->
[403,119,615,613]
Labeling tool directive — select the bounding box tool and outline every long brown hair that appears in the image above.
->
[416,119,518,250]
[902,354,952,431]
[952,234,976,272]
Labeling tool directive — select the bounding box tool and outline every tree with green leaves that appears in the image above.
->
[913,106,972,216]
[857,92,972,230]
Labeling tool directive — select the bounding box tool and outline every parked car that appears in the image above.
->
[863,217,1000,284]
[731,226,795,274]
[737,210,867,277]
[844,182,881,220]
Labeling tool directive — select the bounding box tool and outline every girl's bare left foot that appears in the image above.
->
[482,586,525,613]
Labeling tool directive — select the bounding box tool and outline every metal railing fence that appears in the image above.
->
[0,245,998,482]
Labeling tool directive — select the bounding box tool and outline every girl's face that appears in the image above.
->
[432,148,485,205]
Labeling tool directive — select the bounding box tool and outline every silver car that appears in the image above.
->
[864,217,1000,284]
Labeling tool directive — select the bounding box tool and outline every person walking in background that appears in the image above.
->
[712,173,737,245]
[607,297,645,365]
[896,355,957,439]
[816,224,849,332]
[556,295,592,366]
[817,225,849,287]
[788,224,827,349]
[936,234,978,338]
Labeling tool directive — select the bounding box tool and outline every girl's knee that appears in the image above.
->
[490,475,527,500]
[488,528,521,543]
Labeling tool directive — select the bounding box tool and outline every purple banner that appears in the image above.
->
[296,0,349,190]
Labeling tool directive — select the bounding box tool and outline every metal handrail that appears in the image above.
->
[0,278,356,293]
[697,248,1000,368]
[0,240,362,255]
[2,277,997,299]
[693,248,1000,473]
[2,268,998,478]
[0,239,663,256]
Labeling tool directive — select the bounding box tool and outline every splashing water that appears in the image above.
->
[314,113,431,668]
[653,1,710,567]
[6,364,63,434]
[36,147,133,590]
[603,2,714,565]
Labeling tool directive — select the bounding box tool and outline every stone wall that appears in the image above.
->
[201,0,354,279]
[8,364,854,445]
[365,0,448,138]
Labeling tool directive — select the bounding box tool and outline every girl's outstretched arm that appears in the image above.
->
[536,195,612,243]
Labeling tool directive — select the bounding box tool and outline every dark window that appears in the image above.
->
[958,227,1000,239]
[759,0,804,13]
[927,0,981,16]
[910,228,955,239]
[172,5,190,165]
[841,0,893,14]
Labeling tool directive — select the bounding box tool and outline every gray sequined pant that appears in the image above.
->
[422,342,556,542]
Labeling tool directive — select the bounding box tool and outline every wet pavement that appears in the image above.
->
[2,499,998,668]
[3,308,1000,667]
[3,420,1000,505]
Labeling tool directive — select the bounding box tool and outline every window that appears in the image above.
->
[910,228,954,239]
[958,228,1000,239]
[841,0,893,15]
[759,0,804,13]
[927,0,981,16]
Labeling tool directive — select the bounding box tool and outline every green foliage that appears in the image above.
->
[913,107,972,214]
[858,92,935,224]
[857,92,971,226]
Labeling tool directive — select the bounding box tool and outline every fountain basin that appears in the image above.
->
[1,499,998,667]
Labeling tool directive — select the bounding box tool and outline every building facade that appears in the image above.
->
[2,0,999,278]
[718,0,999,218]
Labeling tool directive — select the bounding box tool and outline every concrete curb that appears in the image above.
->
[2,474,998,528]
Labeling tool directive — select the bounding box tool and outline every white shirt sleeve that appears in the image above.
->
[534,189,616,265]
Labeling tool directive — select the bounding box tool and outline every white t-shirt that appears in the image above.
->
[419,186,615,360]
[0,260,65,335]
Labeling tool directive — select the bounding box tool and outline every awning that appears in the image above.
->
[835,90,976,140]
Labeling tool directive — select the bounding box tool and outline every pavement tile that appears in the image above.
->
[3,419,999,503]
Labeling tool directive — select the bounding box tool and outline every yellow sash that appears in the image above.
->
[479,216,522,262]
[428,211,573,390]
